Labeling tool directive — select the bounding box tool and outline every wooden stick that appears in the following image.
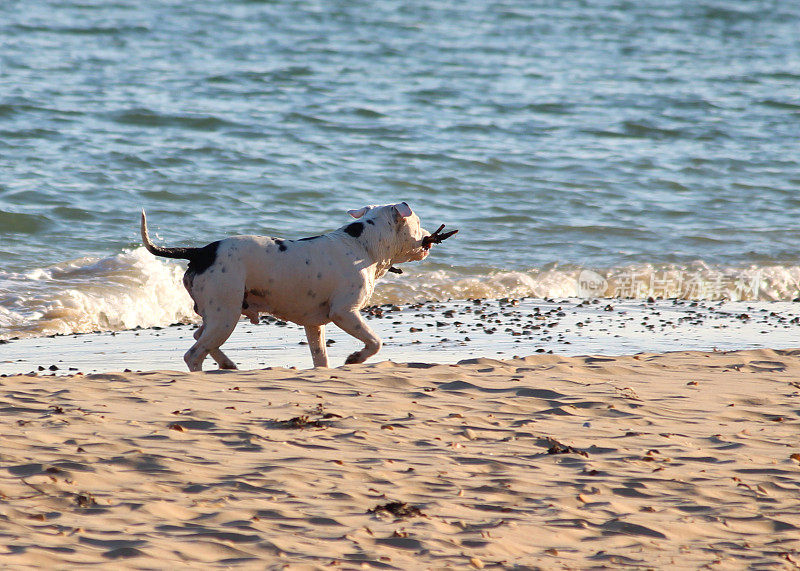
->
[422,224,459,249]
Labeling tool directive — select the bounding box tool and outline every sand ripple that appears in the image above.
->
[1,348,800,567]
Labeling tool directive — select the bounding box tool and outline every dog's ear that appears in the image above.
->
[393,202,413,218]
[347,207,370,219]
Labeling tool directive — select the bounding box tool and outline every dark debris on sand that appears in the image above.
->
[268,413,342,429]
[271,415,325,429]
[367,501,425,519]
[546,437,589,457]
[75,492,97,508]
[266,404,342,430]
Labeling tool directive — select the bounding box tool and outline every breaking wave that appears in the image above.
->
[376,262,800,305]
[0,248,195,340]
[2,249,800,340]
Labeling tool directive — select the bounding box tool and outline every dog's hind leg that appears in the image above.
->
[331,310,382,365]
[185,311,240,372]
[192,325,238,370]
[210,349,237,370]
[304,325,329,368]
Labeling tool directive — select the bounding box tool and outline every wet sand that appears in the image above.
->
[3,297,800,376]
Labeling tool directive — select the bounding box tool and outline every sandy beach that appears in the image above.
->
[4,0,800,567]
[2,337,800,568]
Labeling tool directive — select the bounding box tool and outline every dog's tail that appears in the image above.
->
[140,210,202,260]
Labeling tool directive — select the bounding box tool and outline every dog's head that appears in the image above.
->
[347,202,431,263]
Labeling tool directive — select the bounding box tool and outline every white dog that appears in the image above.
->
[140,202,456,371]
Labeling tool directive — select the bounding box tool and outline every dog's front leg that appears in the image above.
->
[331,310,382,365]
[305,325,330,368]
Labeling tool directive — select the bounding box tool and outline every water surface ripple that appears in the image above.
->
[1,0,800,336]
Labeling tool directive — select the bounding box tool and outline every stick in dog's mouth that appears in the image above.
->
[421,224,459,250]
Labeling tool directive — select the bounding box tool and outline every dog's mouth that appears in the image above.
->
[421,224,458,251]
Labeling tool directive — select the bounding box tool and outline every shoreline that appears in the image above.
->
[3,297,800,376]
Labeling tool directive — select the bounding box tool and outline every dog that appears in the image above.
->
[140,202,456,371]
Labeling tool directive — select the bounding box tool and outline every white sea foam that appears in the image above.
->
[0,248,195,340]
[2,250,800,340]
[372,263,800,305]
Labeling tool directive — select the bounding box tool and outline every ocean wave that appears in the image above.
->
[0,209,50,234]
[2,250,800,340]
[375,263,800,305]
[0,248,194,340]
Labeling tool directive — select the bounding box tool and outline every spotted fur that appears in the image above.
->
[140,203,433,371]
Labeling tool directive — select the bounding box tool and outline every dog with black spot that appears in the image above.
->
[140,202,456,371]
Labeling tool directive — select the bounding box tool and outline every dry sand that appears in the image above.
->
[2,348,800,568]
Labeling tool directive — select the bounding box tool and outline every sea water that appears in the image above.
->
[2,0,800,339]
